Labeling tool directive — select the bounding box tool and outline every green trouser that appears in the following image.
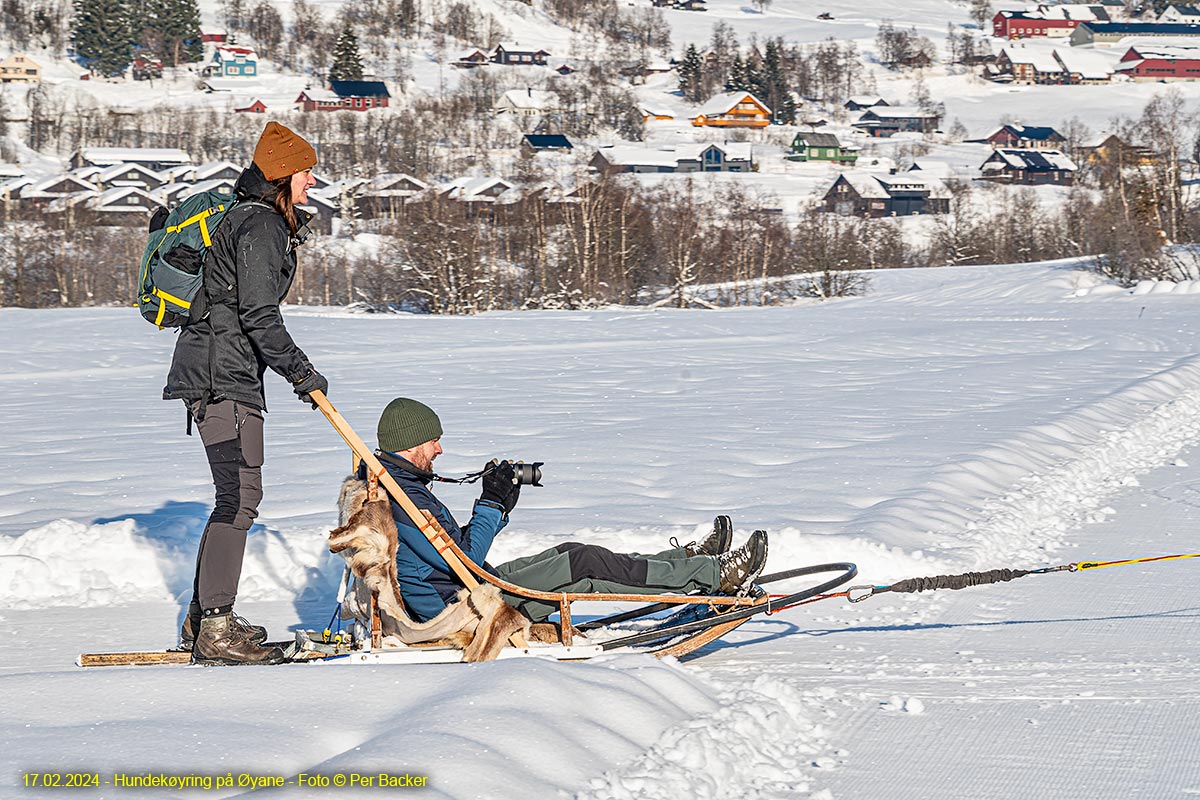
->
[495,542,720,623]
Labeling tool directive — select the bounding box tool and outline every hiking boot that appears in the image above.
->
[717,530,768,596]
[192,613,285,666]
[179,610,267,651]
[673,515,734,557]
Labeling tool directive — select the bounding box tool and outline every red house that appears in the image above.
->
[993,5,1104,39]
[234,99,267,113]
[296,81,391,112]
[1116,44,1200,80]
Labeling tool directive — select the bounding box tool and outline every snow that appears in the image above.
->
[6,261,1200,796]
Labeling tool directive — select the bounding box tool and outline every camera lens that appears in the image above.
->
[513,461,543,487]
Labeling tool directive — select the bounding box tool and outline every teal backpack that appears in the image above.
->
[137,190,238,329]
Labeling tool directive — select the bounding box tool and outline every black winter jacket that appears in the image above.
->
[163,164,314,411]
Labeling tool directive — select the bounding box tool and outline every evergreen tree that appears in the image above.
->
[398,0,418,38]
[724,53,747,92]
[677,42,703,103]
[329,23,363,82]
[173,0,203,63]
[72,0,134,77]
[761,38,793,124]
[145,0,203,66]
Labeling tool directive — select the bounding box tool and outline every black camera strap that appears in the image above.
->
[375,449,496,485]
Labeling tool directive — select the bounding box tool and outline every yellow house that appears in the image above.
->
[0,53,41,83]
[690,91,771,128]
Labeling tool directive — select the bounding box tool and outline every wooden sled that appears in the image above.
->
[308,390,857,662]
[76,392,856,668]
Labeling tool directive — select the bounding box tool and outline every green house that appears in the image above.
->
[787,132,858,164]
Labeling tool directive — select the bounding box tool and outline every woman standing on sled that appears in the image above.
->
[163,121,327,665]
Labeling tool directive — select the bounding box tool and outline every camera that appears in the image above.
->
[512,461,544,487]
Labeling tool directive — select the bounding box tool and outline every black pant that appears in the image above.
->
[187,399,264,613]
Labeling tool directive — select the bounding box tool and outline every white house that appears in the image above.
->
[1158,4,1200,24]
[494,88,561,116]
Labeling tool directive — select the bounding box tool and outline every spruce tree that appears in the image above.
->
[174,0,203,63]
[144,0,203,66]
[329,24,363,82]
[724,53,747,92]
[677,43,703,103]
[761,38,794,124]
[72,0,134,77]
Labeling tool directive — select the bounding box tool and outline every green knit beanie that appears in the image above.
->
[377,398,443,453]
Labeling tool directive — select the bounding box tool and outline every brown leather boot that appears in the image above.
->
[192,613,285,666]
[180,610,267,652]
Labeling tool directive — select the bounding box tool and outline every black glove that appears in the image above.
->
[480,460,520,514]
[292,367,328,409]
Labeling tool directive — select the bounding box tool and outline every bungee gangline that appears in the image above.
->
[762,551,1200,614]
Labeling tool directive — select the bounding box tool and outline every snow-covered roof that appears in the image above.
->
[159,164,196,182]
[594,142,754,167]
[695,91,769,117]
[494,42,550,54]
[1000,3,1103,21]
[323,177,369,197]
[45,189,99,212]
[846,95,888,106]
[639,103,676,118]
[1053,47,1117,78]
[439,176,517,202]
[0,163,23,178]
[70,165,103,180]
[1039,4,1103,21]
[298,87,340,103]
[188,178,236,194]
[24,174,100,198]
[496,89,560,111]
[193,161,241,181]
[87,186,158,211]
[95,162,164,183]
[1000,46,1063,73]
[215,45,259,61]
[595,146,678,169]
[76,147,191,168]
[298,191,336,213]
[1162,3,1200,16]
[362,173,430,195]
[0,176,31,195]
[907,159,955,178]
[857,104,940,121]
[831,172,889,199]
[830,171,951,200]
[151,182,194,204]
[1122,42,1200,60]
[984,148,1078,171]
[876,174,952,199]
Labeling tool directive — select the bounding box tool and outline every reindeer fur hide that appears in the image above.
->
[329,476,530,662]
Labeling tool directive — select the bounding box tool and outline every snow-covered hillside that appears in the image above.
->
[9,0,1200,214]
[5,261,1200,797]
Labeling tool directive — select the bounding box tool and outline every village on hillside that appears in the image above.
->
[1,0,1199,310]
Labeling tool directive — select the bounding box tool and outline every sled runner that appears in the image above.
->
[77,391,857,667]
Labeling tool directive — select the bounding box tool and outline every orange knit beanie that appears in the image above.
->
[253,121,317,181]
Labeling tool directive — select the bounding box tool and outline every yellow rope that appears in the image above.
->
[1072,552,1200,571]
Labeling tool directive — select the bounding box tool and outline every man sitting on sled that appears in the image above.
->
[371,397,769,625]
